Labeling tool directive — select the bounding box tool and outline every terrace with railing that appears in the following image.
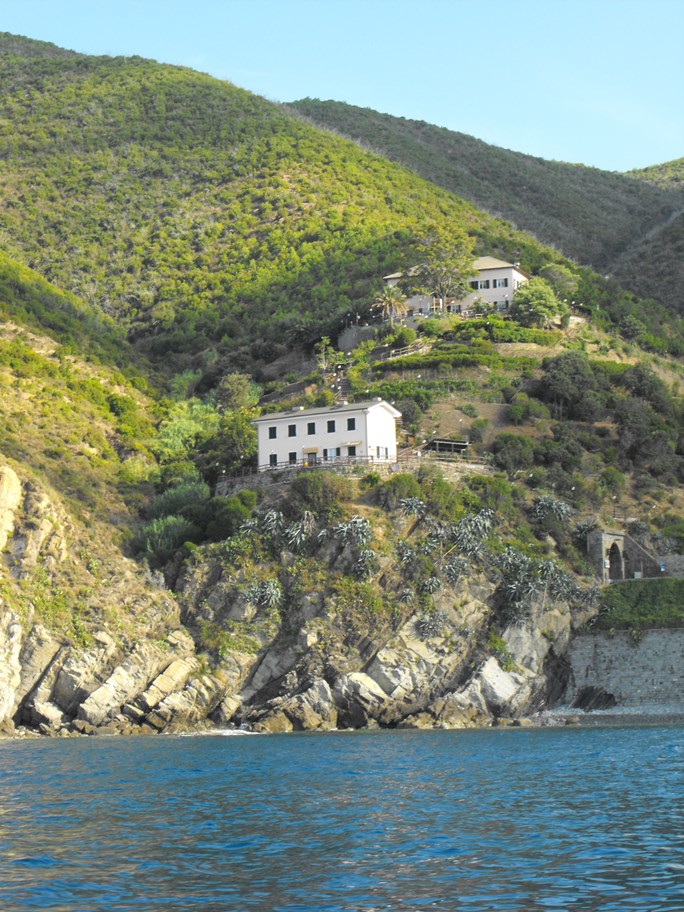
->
[216,444,489,495]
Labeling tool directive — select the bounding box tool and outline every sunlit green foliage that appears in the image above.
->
[593,579,684,629]
[3,32,680,386]
[292,99,684,314]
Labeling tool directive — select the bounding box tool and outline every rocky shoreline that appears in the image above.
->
[0,601,578,740]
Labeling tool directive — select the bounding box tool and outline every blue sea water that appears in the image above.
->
[1,725,683,912]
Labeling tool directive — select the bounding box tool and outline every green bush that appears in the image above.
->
[285,471,353,519]
[376,473,423,511]
[391,326,417,347]
[593,579,684,629]
[134,515,200,567]
[489,433,535,475]
[395,398,422,433]
[468,418,489,443]
[147,481,211,520]
[206,490,257,541]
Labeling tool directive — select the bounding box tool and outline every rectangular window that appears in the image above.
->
[288,424,297,437]
[470,280,479,290]
[307,422,316,435]
[376,446,388,458]
[478,280,490,289]
[493,278,509,288]
[327,419,336,433]
[288,452,297,465]
[348,445,357,458]
[268,426,277,439]
[347,417,356,431]
[269,454,278,467]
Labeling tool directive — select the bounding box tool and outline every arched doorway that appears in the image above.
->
[608,542,623,581]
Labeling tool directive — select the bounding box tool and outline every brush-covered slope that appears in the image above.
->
[2,33,679,381]
[628,158,684,191]
[290,99,684,312]
[0,252,173,646]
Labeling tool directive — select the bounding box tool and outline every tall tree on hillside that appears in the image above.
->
[509,277,566,328]
[373,286,408,328]
[409,227,477,307]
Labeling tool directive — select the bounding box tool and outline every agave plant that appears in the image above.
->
[415,609,447,639]
[239,517,259,534]
[334,515,373,547]
[400,497,427,519]
[355,547,378,579]
[283,521,310,553]
[574,584,601,609]
[572,517,599,547]
[448,509,496,559]
[443,555,470,586]
[494,547,545,620]
[260,509,285,538]
[419,575,442,595]
[395,540,416,566]
[529,496,572,524]
[245,578,282,610]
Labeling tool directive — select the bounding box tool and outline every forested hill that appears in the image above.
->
[1,33,680,388]
[628,158,684,191]
[290,99,684,313]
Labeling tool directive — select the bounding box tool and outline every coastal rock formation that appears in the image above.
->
[0,561,581,737]
[0,609,22,732]
[0,461,589,738]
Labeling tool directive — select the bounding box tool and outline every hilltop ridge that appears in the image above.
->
[290,99,684,313]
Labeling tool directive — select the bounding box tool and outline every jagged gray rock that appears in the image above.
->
[145,673,225,731]
[0,609,22,729]
[52,632,122,714]
[78,631,195,726]
[0,465,22,553]
[15,624,64,710]
[333,672,390,727]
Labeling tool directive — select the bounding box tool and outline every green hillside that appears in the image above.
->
[1,33,681,386]
[628,158,684,191]
[0,36,683,736]
[290,99,684,313]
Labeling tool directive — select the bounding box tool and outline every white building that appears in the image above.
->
[459,256,529,312]
[383,256,529,317]
[253,399,401,471]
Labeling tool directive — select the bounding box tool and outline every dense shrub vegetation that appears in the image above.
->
[2,32,682,391]
[292,99,684,313]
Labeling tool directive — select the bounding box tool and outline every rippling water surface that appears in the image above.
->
[1,725,683,911]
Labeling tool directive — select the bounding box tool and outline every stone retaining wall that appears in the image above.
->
[565,628,684,708]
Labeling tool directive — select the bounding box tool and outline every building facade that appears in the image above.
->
[383,256,529,317]
[459,256,529,312]
[253,399,402,471]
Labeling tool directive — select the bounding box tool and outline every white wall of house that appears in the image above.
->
[457,257,529,312]
[254,400,401,470]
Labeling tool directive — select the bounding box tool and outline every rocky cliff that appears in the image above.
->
[0,460,591,738]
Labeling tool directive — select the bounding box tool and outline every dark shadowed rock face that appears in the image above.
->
[572,685,618,711]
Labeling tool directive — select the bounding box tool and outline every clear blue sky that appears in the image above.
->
[2,0,682,172]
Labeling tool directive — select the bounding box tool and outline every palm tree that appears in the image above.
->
[373,286,408,329]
